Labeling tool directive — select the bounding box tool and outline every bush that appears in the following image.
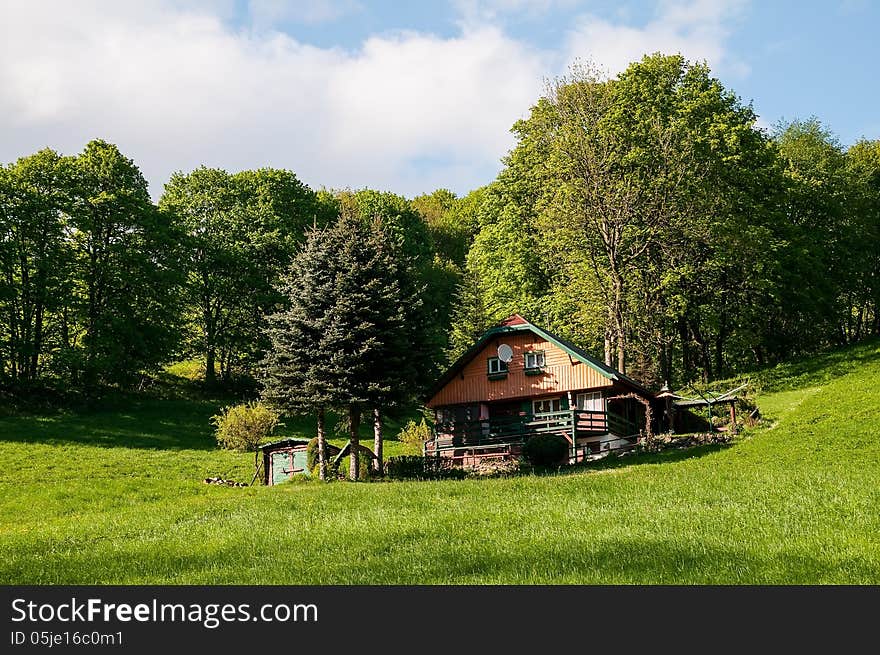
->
[522,434,569,467]
[307,437,342,474]
[211,401,280,452]
[338,448,373,481]
[386,455,466,480]
[396,419,432,455]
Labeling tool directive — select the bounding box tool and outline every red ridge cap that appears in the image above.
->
[497,314,529,327]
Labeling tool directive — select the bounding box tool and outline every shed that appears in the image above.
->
[258,438,343,485]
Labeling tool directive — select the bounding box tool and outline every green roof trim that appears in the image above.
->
[427,315,653,403]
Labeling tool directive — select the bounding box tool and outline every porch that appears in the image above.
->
[426,408,642,465]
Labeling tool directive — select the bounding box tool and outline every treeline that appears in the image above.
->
[0,144,455,393]
[445,55,880,386]
[2,53,878,397]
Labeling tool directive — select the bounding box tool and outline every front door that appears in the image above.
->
[271,451,293,485]
[293,449,309,476]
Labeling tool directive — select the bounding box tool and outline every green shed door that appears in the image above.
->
[271,452,292,485]
[293,450,309,476]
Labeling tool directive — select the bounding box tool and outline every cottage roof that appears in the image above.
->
[257,438,311,451]
[427,314,654,402]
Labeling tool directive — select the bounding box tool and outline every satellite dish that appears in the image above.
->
[497,344,513,363]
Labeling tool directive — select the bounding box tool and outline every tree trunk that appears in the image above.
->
[348,404,361,481]
[372,407,383,476]
[604,332,612,367]
[611,273,625,374]
[205,345,216,386]
[678,316,690,377]
[317,407,327,481]
[714,316,727,380]
[30,299,44,380]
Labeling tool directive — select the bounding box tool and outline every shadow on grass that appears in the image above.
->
[0,399,223,451]
[410,536,879,584]
[6,530,874,584]
[0,398,422,453]
[516,441,735,479]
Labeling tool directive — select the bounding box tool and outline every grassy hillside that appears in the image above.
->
[1,340,878,584]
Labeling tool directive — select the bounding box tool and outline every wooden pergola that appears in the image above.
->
[657,383,747,434]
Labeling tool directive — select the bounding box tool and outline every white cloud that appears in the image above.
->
[0,0,747,199]
[0,0,549,198]
[564,0,749,79]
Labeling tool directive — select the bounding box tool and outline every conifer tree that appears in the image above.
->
[261,209,417,480]
[260,225,336,479]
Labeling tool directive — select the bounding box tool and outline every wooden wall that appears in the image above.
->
[428,332,612,408]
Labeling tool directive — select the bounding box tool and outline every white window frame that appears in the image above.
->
[576,392,604,412]
[533,397,562,415]
[487,357,508,375]
[524,350,546,370]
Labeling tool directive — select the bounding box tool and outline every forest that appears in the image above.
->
[2,54,879,405]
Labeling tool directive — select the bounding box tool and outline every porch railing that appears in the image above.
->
[429,409,639,453]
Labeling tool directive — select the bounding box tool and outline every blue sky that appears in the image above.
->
[1,1,877,199]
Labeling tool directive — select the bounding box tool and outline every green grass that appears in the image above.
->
[1,340,879,584]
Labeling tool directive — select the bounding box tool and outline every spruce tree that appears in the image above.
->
[320,211,412,479]
[260,225,335,479]
[261,209,418,480]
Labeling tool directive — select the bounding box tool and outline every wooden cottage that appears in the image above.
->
[425,315,657,465]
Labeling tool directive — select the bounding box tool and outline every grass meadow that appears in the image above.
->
[1,340,879,584]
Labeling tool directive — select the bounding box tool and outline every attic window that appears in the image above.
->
[524,351,545,374]
[487,357,508,380]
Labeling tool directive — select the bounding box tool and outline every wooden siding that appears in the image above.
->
[427,332,613,407]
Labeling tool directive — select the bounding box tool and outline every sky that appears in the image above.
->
[1,0,878,200]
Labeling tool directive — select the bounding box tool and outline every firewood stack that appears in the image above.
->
[203,476,248,487]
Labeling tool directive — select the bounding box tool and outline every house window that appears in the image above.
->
[487,357,508,379]
[533,398,562,415]
[576,392,604,412]
[524,350,545,373]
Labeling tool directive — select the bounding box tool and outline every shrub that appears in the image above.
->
[307,438,342,474]
[522,434,569,467]
[338,448,373,481]
[386,455,466,480]
[396,419,432,455]
[211,401,280,452]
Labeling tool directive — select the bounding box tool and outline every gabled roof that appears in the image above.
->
[427,314,654,402]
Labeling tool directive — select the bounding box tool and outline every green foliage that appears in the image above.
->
[396,419,432,455]
[0,140,184,388]
[261,207,423,479]
[164,359,206,382]
[0,148,73,384]
[159,166,326,386]
[211,401,280,452]
[306,436,341,472]
[385,455,465,480]
[521,433,570,467]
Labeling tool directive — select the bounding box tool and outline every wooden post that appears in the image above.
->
[729,401,738,434]
[570,409,577,463]
[317,407,327,481]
